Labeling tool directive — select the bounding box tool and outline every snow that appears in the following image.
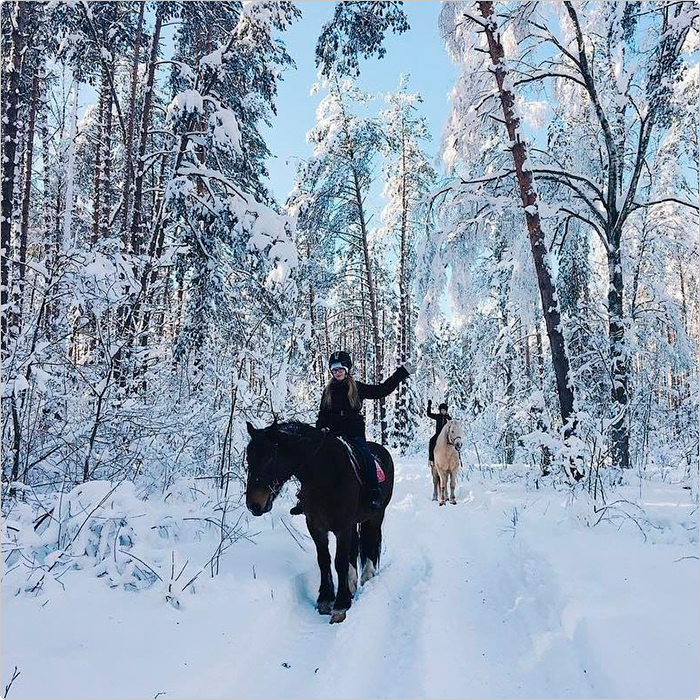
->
[201,48,224,69]
[12,374,29,395]
[31,366,52,392]
[210,109,242,155]
[167,90,205,124]
[515,97,551,129]
[2,455,697,699]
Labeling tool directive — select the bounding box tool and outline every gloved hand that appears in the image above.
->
[427,399,432,408]
[404,361,415,375]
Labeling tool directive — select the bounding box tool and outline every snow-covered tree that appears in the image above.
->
[316,1,409,77]
[379,75,436,453]
[287,76,392,441]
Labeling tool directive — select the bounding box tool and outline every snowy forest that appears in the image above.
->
[1,2,698,699]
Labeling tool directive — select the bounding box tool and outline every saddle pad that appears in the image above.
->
[337,437,386,484]
[376,462,386,483]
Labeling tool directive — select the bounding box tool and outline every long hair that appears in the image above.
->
[321,374,360,409]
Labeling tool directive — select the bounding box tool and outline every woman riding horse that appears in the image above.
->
[427,399,451,467]
[290,350,411,514]
[245,419,393,623]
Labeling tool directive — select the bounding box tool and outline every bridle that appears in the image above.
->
[248,440,283,498]
[250,429,329,495]
[445,423,464,469]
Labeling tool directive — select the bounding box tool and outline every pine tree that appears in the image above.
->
[379,75,435,453]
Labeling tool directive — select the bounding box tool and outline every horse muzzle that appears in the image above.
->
[246,489,273,516]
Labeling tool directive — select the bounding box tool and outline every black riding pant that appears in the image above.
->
[429,434,438,462]
[347,435,379,490]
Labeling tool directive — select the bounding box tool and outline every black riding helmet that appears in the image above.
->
[329,351,352,372]
[439,402,448,411]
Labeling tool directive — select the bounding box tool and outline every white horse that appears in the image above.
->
[432,419,464,505]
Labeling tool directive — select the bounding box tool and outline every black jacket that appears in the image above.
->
[427,407,451,436]
[316,367,409,438]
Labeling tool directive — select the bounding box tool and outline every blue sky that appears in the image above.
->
[262,1,457,203]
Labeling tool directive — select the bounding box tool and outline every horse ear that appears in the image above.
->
[246,421,257,437]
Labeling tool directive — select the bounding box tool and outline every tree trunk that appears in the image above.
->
[130,7,163,256]
[1,1,26,355]
[478,1,581,478]
[101,74,113,237]
[120,0,144,241]
[91,76,106,246]
[351,167,386,443]
[12,66,39,340]
[393,128,410,451]
[63,81,79,250]
[607,239,630,469]
[114,8,163,389]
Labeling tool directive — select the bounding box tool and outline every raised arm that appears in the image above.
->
[358,366,409,400]
[426,400,439,419]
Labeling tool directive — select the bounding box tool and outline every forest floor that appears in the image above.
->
[1,454,698,699]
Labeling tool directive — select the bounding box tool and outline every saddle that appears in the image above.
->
[336,437,386,485]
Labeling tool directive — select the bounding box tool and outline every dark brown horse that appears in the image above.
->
[245,420,394,623]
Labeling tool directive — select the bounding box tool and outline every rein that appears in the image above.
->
[286,429,329,482]
[307,430,328,462]
[258,442,283,496]
[250,425,329,493]
[444,426,464,469]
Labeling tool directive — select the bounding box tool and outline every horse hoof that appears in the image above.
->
[432,495,437,501]
[330,609,347,624]
[318,600,334,615]
[439,501,445,506]
[450,499,457,505]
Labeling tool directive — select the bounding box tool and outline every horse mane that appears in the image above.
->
[277,421,324,443]
[252,420,324,452]
[436,418,464,449]
[435,421,450,449]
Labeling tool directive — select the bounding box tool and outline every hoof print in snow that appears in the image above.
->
[329,609,347,624]
[281,662,291,669]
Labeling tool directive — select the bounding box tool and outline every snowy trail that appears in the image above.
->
[1,454,698,699]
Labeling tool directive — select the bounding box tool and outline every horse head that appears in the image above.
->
[446,420,464,452]
[245,420,295,516]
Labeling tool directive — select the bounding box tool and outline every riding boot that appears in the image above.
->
[368,485,384,510]
[350,436,383,510]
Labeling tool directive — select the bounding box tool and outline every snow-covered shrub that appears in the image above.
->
[1,478,246,603]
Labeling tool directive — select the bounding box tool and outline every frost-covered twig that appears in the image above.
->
[3,666,21,698]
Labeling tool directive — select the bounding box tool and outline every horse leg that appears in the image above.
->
[437,468,447,506]
[449,469,457,504]
[430,462,439,501]
[308,524,334,615]
[359,514,383,585]
[330,526,354,624]
[348,526,359,595]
